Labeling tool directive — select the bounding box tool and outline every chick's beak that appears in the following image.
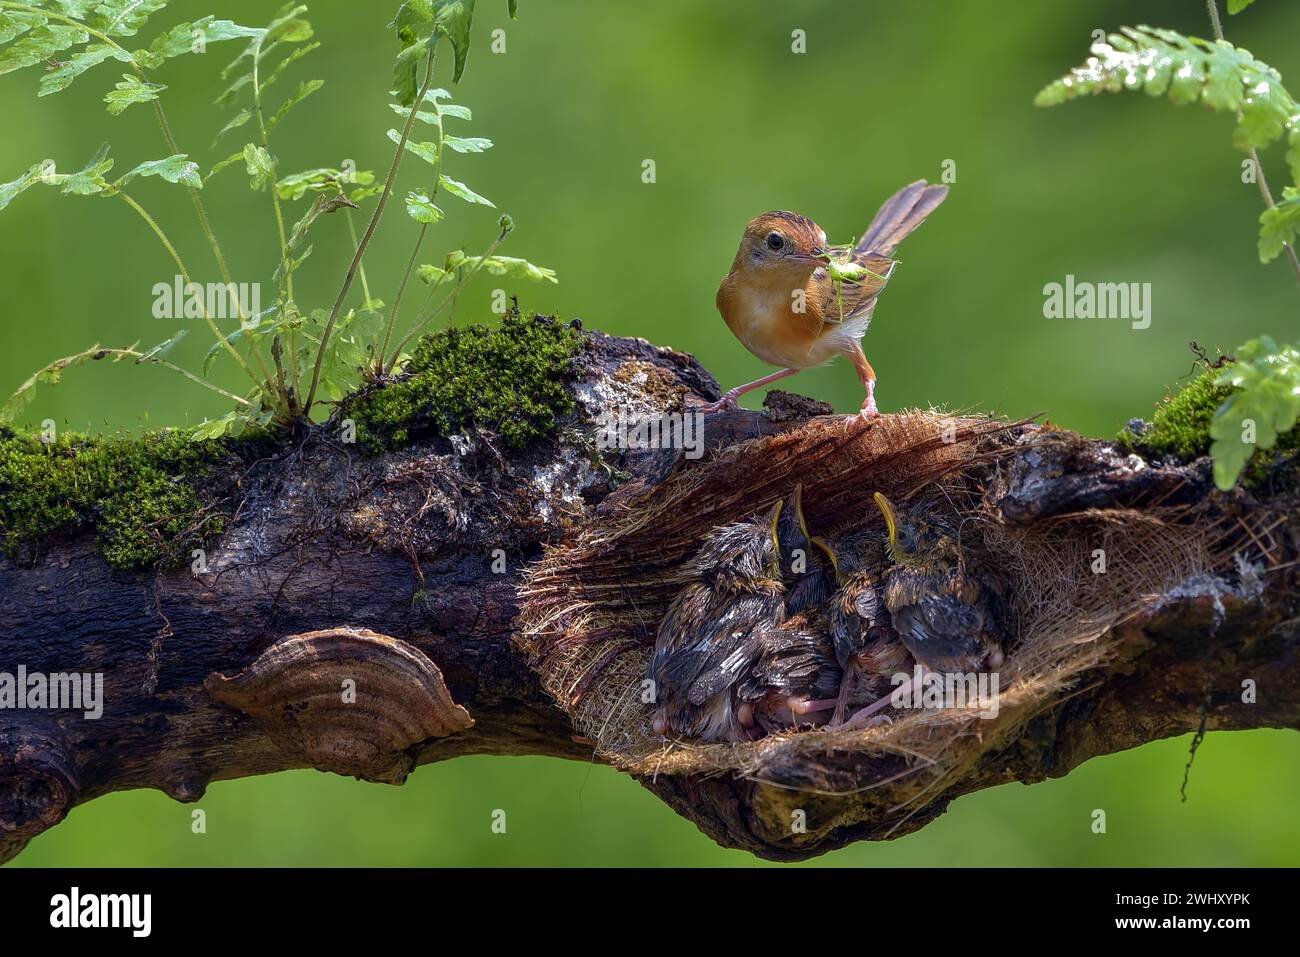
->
[872,492,899,552]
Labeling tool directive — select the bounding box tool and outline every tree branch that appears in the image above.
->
[1,325,1295,863]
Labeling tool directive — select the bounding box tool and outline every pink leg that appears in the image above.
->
[836,674,916,730]
[845,345,879,418]
[788,696,840,716]
[697,367,800,413]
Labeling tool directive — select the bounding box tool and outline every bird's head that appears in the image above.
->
[872,492,932,568]
[774,484,813,578]
[734,211,829,280]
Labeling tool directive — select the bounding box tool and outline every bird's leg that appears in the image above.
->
[836,668,922,730]
[787,696,839,718]
[846,345,878,418]
[696,367,800,413]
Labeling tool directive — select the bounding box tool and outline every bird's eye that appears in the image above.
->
[765,232,785,251]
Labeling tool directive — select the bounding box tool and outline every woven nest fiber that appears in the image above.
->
[518,410,1247,805]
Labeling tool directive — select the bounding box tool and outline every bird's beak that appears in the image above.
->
[789,482,809,539]
[767,499,784,555]
[798,248,830,266]
[811,536,839,576]
[872,492,901,554]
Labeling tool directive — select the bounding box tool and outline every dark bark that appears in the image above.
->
[0,328,1295,863]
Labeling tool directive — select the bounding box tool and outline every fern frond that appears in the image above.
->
[1036,25,1300,183]
[1211,336,1300,489]
[1259,187,1300,263]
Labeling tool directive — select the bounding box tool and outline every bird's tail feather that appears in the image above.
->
[855,180,949,257]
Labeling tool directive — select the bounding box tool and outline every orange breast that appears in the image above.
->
[717,270,833,369]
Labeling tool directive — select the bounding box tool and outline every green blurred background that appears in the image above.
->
[4,0,1299,866]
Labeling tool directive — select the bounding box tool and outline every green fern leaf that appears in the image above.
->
[443,135,491,153]
[1035,25,1300,180]
[385,127,440,165]
[1210,336,1300,489]
[405,189,443,223]
[1259,187,1300,262]
[265,77,323,133]
[1228,0,1256,13]
[213,108,253,144]
[138,17,261,68]
[0,163,45,212]
[0,24,88,76]
[447,252,556,282]
[38,42,131,95]
[90,0,170,38]
[0,11,47,46]
[137,328,188,362]
[276,167,375,201]
[438,173,493,206]
[259,40,319,92]
[205,150,245,182]
[0,145,113,209]
[103,73,164,114]
[0,342,135,424]
[391,0,477,103]
[116,154,202,189]
[241,143,276,191]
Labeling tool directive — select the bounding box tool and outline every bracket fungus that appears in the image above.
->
[205,627,474,785]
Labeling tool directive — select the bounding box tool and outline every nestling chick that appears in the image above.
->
[648,486,843,742]
[648,500,787,742]
[704,180,948,417]
[839,493,1010,729]
[739,611,842,736]
[812,529,909,724]
[777,484,835,616]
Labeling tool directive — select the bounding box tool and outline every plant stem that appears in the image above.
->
[386,228,510,373]
[118,193,263,392]
[111,349,254,406]
[379,84,445,372]
[251,35,298,410]
[0,4,250,312]
[379,224,429,374]
[303,46,438,416]
[343,207,374,306]
[1206,0,1300,290]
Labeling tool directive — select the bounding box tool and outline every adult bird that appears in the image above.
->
[705,180,948,417]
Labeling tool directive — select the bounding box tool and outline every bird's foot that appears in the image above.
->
[854,380,880,420]
[832,689,900,731]
[696,392,739,414]
[788,696,839,717]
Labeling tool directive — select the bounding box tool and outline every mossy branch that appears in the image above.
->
[0,323,1296,864]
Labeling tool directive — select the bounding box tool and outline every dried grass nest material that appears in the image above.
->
[518,410,1240,792]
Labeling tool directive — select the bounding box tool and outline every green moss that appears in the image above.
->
[348,311,587,453]
[1119,367,1300,490]
[0,428,229,570]
[1118,369,1234,460]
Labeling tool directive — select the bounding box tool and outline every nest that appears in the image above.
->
[517,410,1246,809]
